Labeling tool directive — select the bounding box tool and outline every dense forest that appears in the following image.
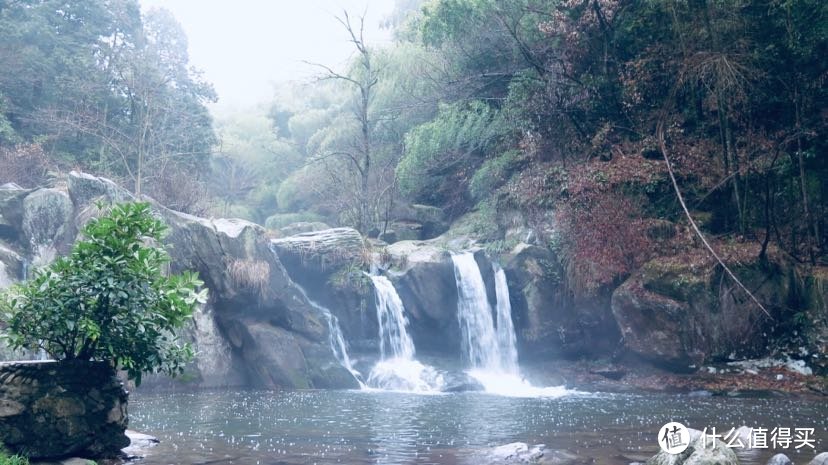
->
[1,0,826,295]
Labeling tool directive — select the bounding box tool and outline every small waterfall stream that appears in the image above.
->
[451,252,568,396]
[293,280,364,386]
[493,263,519,373]
[270,246,363,386]
[366,274,443,392]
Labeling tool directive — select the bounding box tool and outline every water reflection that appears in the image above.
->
[129,389,828,465]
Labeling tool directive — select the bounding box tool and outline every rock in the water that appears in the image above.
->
[766,453,792,465]
[441,371,485,392]
[646,428,738,465]
[478,443,580,465]
[120,429,159,459]
[809,452,828,465]
[487,443,545,463]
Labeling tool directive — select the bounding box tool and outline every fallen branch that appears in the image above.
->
[656,120,772,318]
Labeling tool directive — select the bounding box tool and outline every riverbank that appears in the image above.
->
[524,359,828,398]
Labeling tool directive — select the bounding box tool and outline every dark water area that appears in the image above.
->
[129,389,827,465]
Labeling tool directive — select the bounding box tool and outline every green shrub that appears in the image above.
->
[469,150,523,201]
[0,450,28,465]
[0,202,206,386]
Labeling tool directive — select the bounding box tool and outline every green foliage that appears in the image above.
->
[0,450,28,465]
[0,203,206,386]
[397,101,508,198]
[469,150,524,201]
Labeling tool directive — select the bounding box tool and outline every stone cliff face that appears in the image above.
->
[0,172,358,390]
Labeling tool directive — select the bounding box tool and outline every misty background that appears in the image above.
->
[139,0,395,114]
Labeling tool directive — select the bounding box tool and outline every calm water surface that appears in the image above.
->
[129,389,827,465]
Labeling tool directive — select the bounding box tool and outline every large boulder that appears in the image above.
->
[270,227,377,350]
[502,243,619,361]
[385,240,462,356]
[0,361,129,460]
[63,172,358,390]
[0,185,30,243]
[612,250,797,372]
[22,188,74,266]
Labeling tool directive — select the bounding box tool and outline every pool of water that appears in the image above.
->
[129,389,827,465]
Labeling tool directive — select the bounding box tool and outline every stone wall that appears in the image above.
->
[0,360,129,459]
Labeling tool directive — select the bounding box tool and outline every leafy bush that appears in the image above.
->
[0,202,206,385]
[0,450,28,465]
[469,150,524,201]
[397,101,508,199]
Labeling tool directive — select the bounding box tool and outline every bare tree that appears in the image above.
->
[307,11,380,234]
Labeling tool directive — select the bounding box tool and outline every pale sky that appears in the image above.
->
[139,0,396,114]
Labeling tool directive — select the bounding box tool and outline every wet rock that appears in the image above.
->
[766,453,792,465]
[271,227,376,348]
[809,452,828,465]
[385,240,460,355]
[646,428,738,465]
[590,368,626,380]
[487,442,545,463]
[0,361,129,460]
[478,443,581,465]
[502,243,619,361]
[22,188,73,254]
[612,253,795,372]
[441,371,484,392]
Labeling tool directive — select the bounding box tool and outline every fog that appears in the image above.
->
[139,0,395,114]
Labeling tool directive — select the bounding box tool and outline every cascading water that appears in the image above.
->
[493,263,519,373]
[451,252,504,371]
[365,275,443,392]
[451,252,569,397]
[371,275,415,360]
[293,280,364,386]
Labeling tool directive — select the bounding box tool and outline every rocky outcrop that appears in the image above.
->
[0,172,359,390]
[270,227,377,350]
[502,243,619,361]
[0,361,129,459]
[385,240,462,355]
[611,251,800,372]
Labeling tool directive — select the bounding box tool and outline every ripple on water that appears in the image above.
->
[129,389,828,465]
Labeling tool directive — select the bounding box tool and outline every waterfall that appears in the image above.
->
[366,274,443,392]
[292,278,364,386]
[451,252,508,373]
[370,275,415,360]
[451,251,569,397]
[493,263,519,374]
